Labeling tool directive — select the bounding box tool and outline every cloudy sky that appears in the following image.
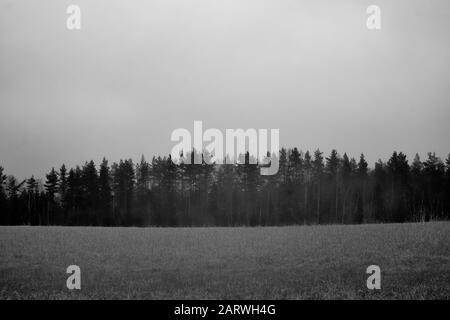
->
[1,0,449,179]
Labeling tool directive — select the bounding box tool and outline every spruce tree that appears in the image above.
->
[326,149,340,221]
[44,168,58,224]
[99,158,112,225]
[0,167,7,225]
[312,149,324,223]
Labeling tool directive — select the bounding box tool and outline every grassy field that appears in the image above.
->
[0,222,449,299]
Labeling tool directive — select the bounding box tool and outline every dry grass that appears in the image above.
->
[0,222,449,299]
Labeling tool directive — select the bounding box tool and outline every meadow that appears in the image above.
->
[0,222,449,299]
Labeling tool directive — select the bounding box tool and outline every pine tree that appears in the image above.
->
[355,154,369,223]
[312,149,324,223]
[0,167,7,225]
[288,147,303,183]
[410,154,424,220]
[373,160,386,222]
[358,154,368,177]
[340,153,353,223]
[164,155,178,226]
[326,149,340,221]
[302,151,312,222]
[326,150,340,177]
[26,176,38,225]
[59,164,68,208]
[387,152,410,222]
[445,154,450,219]
[0,167,6,195]
[82,160,99,225]
[112,159,135,225]
[287,148,303,222]
[411,154,422,176]
[422,152,445,220]
[45,168,59,199]
[66,168,76,222]
[44,168,58,225]
[99,158,112,225]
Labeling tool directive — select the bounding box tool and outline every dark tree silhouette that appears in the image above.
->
[44,168,58,224]
[1,148,449,226]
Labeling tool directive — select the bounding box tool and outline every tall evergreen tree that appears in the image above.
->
[59,165,68,206]
[26,175,38,225]
[0,167,7,225]
[422,152,445,220]
[99,158,112,225]
[45,168,58,198]
[82,160,99,225]
[112,159,135,225]
[326,149,340,221]
[312,149,324,223]
[445,154,450,218]
[386,152,410,222]
[302,151,312,222]
[58,164,68,224]
[44,168,58,225]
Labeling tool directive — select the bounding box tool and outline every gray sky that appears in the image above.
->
[1,0,449,179]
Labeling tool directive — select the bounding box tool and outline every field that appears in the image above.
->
[0,222,449,299]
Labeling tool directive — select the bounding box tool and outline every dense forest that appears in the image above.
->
[1,148,449,226]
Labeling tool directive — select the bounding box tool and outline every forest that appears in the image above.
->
[0,148,449,226]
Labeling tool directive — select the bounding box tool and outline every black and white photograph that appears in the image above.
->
[0,0,449,310]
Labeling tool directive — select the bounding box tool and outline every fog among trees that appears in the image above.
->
[1,149,449,226]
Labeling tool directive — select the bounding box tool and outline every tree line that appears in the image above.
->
[1,149,449,226]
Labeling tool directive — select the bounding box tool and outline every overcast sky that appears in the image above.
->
[1,0,449,179]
